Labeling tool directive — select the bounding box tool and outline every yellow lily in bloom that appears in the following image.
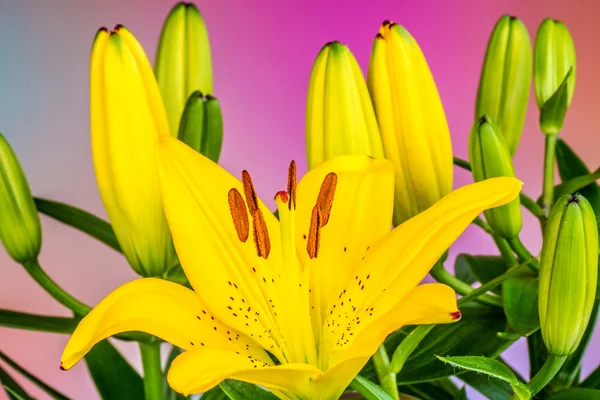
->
[91,26,176,276]
[61,137,521,399]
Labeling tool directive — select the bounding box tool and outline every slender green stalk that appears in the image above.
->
[457,261,524,307]
[0,309,79,333]
[430,262,503,308]
[542,136,558,217]
[389,325,434,374]
[372,345,399,399]
[453,157,543,220]
[506,237,539,272]
[528,354,567,396]
[22,260,91,316]
[140,342,163,400]
[472,217,518,263]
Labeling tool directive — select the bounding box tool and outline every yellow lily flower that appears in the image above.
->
[91,26,176,276]
[61,137,521,399]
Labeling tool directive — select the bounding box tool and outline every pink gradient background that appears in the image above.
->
[1,0,599,399]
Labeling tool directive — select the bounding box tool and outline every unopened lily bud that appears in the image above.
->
[476,15,532,156]
[178,91,223,163]
[0,133,41,263]
[368,21,453,225]
[534,18,576,136]
[306,41,384,170]
[155,2,213,135]
[539,193,597,355]
[468,116,522,239]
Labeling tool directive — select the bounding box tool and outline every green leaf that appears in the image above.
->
[554,169,600,201]
[548,388,600,399]
[540,68,572,136]
[458,370,514,400]
[84,340,144,400]
[453,387,468,400]
[556,139,600,212]
[502,271,540,336]
[201,386,228,399]
[34,197,121,252]
[362,307,513,384]
[454,255,476,285]
[349,375,396,400]
[459,254,508,295]
[163,346,186,400]
[400,380,458,400]
[0,366,31,400]
[3,386,29,400]
[0,309,79,334]
[219,380,278,399]
[0,350,69,400]
[437,356,530,399]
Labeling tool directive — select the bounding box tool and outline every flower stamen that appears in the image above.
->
[228,188,249,242]
[252,208,271,259]
[242,170,259,215]
[287,161,297,210]
[315,173,337,226]
[307,206,322,259]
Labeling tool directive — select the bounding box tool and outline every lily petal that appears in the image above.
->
[157,136,291,360]
[60,278,267,370]
[338,283,458,362]
[322,177,521,354]
[295,155,394,341]
[167,348,323,398]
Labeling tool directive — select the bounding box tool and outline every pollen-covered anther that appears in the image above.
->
[252,208,271,259]
[241,170,259,215]
[287,161,297,210]
[316,172,337,226]
[307,206,322,259]
[228,188,250,242]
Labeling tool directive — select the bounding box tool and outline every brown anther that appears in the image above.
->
[287,161,297,210]
[275,190,289,204]
[307,206,322,259]
[228,188,249,242]
[316,172,337,226]
[241,170,259,215]
[252,208,271,259]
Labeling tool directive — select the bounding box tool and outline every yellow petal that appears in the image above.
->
[321,177,521,356]
[157,136,293,361]
[310,355,371,400]
[338,283,459,362]
[167,348,323,398]
[60,278,267,370]
[294,155,394,353]
[91,27,175,276]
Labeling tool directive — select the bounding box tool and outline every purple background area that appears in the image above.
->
[1,0,599,398]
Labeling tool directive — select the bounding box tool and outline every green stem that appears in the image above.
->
[389,325,434,374]
[22,260,91,316]
[542,135,558,218]
[457,261,525,307]
[453,157,543,221]
[472,217,517,263]
[430,262,503,308]
[528,354,567,396]
[372,345,399,399]
[140,342,163,400]
[506,237,539,272]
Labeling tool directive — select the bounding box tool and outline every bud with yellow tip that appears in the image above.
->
[0,133,41,263]
[368,21,453,225]
[306,41,384,170]
[91,26,176,277]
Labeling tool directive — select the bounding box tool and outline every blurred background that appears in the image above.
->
[0,0,598,398]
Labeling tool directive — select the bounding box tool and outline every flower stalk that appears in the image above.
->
[140,342,163,400]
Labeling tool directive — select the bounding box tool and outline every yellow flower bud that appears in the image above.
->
[91,26,176,276]
[0,133,41,263]
[476,16,532,156]
[306,41,384,170]
[368,21,453,225]
[155,2,213,135]
[469,116,522,239]
[539,194,597,355]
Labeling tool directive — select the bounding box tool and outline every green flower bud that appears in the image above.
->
[306,41,384,170]
[155,2,213,136]
[178,91,223,163]
[468,116,522,239]
[476,15,532,156]
[539,193,598,355]
[0,133,41,263]
[534,18,576,135]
